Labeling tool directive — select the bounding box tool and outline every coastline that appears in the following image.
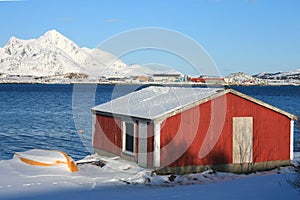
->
[0,79,299,86]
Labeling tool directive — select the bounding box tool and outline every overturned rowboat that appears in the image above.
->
[14,149,78,173]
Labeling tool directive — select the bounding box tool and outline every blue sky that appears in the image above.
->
[0,0,299,76]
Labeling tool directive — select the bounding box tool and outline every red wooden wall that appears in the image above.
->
[93,115,122,156]
[160,93,291,167]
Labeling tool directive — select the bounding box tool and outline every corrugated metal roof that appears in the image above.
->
[91,86,221,120]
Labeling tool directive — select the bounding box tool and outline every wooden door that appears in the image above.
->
[233,117,253,164]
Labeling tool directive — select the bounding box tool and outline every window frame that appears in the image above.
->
[122,121,136,155]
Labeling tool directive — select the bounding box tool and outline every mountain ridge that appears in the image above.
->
[254,69,300,80]
[0,30,167,78]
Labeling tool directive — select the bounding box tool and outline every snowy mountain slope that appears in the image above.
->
[0,30,87,76]
[254,69,300,80]
[0,30,158,78]
[120,64,181,77]
[81,47,128,77]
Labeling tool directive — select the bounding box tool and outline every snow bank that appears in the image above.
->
[0,153,299,200]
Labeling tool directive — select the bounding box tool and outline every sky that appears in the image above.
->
[0,0,299,76]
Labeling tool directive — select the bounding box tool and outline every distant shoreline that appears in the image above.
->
[0,80,299,86]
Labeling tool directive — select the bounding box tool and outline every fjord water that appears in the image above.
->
[0,84,299,160]
[0,84,138,160]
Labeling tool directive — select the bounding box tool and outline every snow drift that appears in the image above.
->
[0,153,299,199]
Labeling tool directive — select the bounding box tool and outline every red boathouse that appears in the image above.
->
[91,86,297,174]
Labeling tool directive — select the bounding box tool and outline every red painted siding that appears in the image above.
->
[227,93,290,162]
[160,93,291,167]
[93,115,122,155]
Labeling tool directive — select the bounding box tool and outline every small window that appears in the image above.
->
[125,122,134,152]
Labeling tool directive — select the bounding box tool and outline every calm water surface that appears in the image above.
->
[0,84,299,160]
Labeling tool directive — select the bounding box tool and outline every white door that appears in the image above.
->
[232,117,253,164]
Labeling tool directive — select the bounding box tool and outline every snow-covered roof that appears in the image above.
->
[92,86,297,121]
[91,86,221,120]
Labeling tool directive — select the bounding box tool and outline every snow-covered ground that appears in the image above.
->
[0,151,299,200]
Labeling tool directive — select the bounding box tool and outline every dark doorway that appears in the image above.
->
[125,122,134,152]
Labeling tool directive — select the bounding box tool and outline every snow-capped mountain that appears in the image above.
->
[254,69,300,80]
[0,30,156,78]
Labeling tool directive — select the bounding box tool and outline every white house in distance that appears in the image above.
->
[151,74,182,82]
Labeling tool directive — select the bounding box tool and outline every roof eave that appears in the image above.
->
[227,89,298,121]
[91,109,153,122]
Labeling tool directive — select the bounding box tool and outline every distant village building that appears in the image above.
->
[189,77,225,84]
[189,77,205,83]
[151,74,181,82]
[203,77,225,84]
[91,87,296,174]
[64,72,88,79]
[98,76,107,82]
[106,76,129,82]
[133,76,149,82]
[0,73,8,78]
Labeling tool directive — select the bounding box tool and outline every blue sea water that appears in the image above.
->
[0,84,299,161]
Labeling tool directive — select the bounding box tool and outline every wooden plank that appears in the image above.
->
[233,117,253,164]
